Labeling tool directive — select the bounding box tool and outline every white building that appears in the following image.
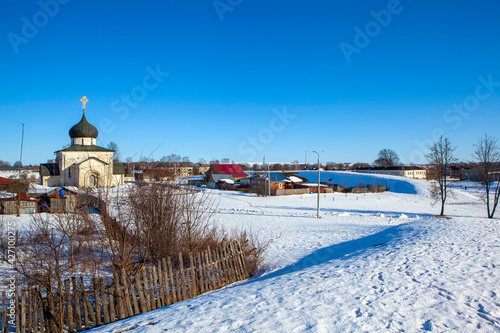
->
[40,97,124,188]
[354,165,427,180]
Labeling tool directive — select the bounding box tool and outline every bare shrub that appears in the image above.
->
[233,229,269,277]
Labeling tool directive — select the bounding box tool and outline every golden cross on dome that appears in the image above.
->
[80,96,89,112]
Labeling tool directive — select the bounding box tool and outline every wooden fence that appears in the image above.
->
[1,241,248,332]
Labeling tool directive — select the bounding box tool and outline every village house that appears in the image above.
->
[205,164,249,183]
[0,176,39,215]
[0,192,39,215]
[354,165,427,180]
[136,168,173,182]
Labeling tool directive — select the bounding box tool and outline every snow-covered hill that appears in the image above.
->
[1,173,490,332]
[87,176,499,333]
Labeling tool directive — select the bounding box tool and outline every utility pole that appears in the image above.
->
[263,156,267,197]
[312,151,324,218]
[18,122,25,179]
[268,160,271,197]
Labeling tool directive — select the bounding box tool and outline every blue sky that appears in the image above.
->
[1,0,499,165]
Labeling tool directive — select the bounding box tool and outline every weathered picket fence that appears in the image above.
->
[1,241,248,332]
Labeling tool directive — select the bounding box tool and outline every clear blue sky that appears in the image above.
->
[1,0,499,165]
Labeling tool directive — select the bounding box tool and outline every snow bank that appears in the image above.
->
[298,170,427,195]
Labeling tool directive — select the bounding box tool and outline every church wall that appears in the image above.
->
[112,174,125,186]
[42,175,61,187]
[59,151,114,187]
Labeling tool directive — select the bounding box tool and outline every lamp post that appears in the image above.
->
[312,150,324,218]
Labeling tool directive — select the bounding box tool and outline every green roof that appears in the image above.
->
[69,113,98,138]
[56,145,114,153]
[113,163,125,174]
[40,163,60,176]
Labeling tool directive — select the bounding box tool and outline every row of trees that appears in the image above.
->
[427,134,499,219]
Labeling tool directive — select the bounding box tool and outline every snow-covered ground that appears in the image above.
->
[3,174,499,332]
[83,174,500,333]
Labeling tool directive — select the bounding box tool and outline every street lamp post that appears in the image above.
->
[312,151,324,218]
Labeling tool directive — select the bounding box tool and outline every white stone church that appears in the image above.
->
[40,97,125,188]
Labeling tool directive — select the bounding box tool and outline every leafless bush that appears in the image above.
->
[233,229,269,277]
[3,181,267,295]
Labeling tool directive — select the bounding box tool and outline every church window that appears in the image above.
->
[89,174,98,187]
[68,167,71,178]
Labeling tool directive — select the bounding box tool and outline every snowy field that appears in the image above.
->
[2,174,499,332]
[81,174,500,333]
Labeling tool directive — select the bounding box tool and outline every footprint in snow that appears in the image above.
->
[421,319,433,331]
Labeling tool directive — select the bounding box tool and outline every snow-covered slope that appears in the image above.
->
[298,170,427,195]
[28,177,496,332]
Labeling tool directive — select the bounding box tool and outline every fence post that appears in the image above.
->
[167,257,177,304]
[214,247,225,286]
[141,269,152,312]
[27,288,33,333]
[237,240,249,278]
[108,286,115,323]
[92,278,101,327]
[230,242,243,280]
[71,277,82,332]
[189,253,197,298]
[156,262,165,307]
[20,289,26,333]
[147,267,156,310]
[153,266,162,309]
[161,259,171,306]
[65,280,74,332]
[32,287,38,333]
[178,253,187,301]
[1,291,5,333]
[120,269,134,318]
[112,272,125,320]
[79,277,91,329]
[134,272,146,314]
[222,243,235,283]
[100,279,110,324]
[196,251,205,294]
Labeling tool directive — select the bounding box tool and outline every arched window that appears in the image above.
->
[89,173,98,187]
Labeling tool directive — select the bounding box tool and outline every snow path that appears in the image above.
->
[89,178,500,333]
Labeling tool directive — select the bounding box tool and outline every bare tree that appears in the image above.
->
[1,176,31,217]
[107,141,121,162]
[426,136,457,216]
[374,149,400,166]
[473,134,500,218]
[179,188,219,253]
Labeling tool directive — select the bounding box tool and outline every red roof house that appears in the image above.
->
[205,164,249,182]
[0,177,14,186]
